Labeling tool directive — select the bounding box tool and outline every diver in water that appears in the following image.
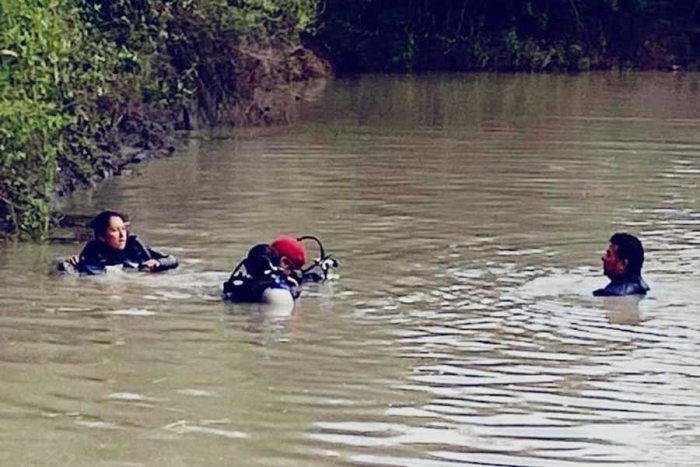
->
[223,235,338,303]
[593,232,649,297]
[58,210,178,275]
[223,242,302,303]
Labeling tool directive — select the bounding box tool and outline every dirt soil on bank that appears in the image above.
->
[52,42,331,234]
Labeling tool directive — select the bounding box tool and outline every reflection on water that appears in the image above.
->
[3,72,700,466]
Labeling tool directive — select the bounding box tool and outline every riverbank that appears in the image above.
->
[51,42,330,239]
[5,0,696,239]
[0,0,326,239]
[53,39,331,204]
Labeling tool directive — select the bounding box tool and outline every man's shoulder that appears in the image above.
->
[594,276,649,297]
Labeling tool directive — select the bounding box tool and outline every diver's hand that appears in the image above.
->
[287,276,300,287]
[66,255,80,266]
[140,259,161,272]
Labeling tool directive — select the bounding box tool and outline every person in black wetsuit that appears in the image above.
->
[593,232,649,297]
[223,244,300,303]
[59,210,178,275]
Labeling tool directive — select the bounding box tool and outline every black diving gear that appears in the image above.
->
[223,244,300,302]
[223,237,339,303]
[58,234,178,275]
[593,273,649,297]
[296,235,339,283]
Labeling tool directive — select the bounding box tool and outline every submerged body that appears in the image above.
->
[223,237,338,304]
[593,272,649,297]
[63,234,178,275]
[223,273,300,304]
[58,211,178,275]
[222,242,301,304]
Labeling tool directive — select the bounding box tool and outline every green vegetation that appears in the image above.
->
[1,0,318,239]
[4,0,697,238]
[317,0,700,73]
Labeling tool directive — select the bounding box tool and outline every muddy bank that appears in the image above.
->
[53,41,331,231]
[193,41,332,128]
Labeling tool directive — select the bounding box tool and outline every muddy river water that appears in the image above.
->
[2,72,700,466]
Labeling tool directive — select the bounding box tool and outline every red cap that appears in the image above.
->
[271,236,306,269]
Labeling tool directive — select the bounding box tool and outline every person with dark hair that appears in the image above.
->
[223,243,299,303]
[59,210,178,275]
[593,232,649,297]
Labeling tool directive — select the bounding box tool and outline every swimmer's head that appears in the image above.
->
[271,236,306,276]
[90,211,128,250]
[602,232,644,278]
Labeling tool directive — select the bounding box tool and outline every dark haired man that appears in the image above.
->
[593,232,649,297]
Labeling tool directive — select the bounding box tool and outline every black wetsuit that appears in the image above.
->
[223,272,300,302]
[593,273,649,297]
[66,234,178,275]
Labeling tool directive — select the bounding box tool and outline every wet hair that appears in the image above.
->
[610,232,645,275]
[89,210,127,239]
[245,244,280,276]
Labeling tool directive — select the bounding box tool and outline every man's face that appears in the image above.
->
[279,257,296,277]
[602,243,627,279]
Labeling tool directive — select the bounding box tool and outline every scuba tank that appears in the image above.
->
[222,237,339,303]
[223,249,287,303]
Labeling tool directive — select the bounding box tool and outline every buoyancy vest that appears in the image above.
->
[223,270,300,303]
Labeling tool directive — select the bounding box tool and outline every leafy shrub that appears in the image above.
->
[1,0,320,238]
[318,0,700,73]
[0,0,75,237]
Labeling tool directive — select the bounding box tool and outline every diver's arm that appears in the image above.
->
[144,247,178,272]
[125,235,178,272]
[65,255,80,266]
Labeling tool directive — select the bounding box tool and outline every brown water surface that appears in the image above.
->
[2,72,700,466]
